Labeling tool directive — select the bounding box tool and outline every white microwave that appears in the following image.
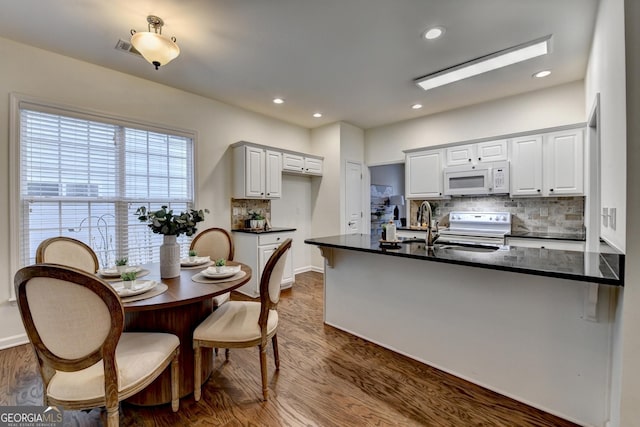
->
[443,161,509,196]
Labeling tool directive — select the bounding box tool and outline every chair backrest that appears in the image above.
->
[189,227,234,261]
[14,264,123,390]
[258,238,292,329]
[36,237,100,273]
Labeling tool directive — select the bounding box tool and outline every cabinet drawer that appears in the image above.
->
[258,232,292,246]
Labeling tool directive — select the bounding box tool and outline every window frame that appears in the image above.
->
[9,93,199,300]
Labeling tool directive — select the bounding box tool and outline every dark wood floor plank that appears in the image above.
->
[0,271,577,426]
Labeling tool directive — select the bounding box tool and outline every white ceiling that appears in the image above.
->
[0,0,599,129]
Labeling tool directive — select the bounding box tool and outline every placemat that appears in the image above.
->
[181,260,213,270]
[100,269,151,282]
[191,270,247,284]
[121,282,168,303]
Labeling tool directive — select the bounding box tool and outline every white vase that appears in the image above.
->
[160,235,181,278]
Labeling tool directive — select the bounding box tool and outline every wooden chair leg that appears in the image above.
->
[225,348,230,361]
[194,343,202,402]
[106,405,118,427]
[259,344,268,401]
[272,334,280,370]
[171,350,180,412]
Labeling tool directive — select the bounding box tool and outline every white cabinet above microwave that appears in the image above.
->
[445,139,508,166]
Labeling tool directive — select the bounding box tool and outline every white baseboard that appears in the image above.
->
[0,333,28,350]
[294,265,324,275]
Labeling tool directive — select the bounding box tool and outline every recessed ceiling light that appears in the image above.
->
[411,104,423,110]
[415,34,552,91]
[533,70,551,78]
[313,112,323,118]
[273,98,284,104]
[423,27,445,40]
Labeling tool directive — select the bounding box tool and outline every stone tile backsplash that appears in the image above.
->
[230,198,271,229]
[409,196,585,235]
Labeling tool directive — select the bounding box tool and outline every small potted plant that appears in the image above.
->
[115,257,128,274]
[215,258,226,273]
[188,250,198,262]
[248,210,265,229]
[120,271,137,290]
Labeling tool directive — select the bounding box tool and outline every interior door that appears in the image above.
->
[345,161,363,234]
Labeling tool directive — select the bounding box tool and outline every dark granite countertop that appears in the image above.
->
[232,227,296,234]
[305,234,624,286]
[507,231,586,241]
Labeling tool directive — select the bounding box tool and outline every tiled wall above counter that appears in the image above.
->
[409,195,585,236]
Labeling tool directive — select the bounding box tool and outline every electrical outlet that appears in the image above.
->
[610,208,616,230]
[602,207,609,227]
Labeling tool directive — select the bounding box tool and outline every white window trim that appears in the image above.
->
[8,93,199,301]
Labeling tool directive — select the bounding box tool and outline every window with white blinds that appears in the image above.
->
[17,106,195,268]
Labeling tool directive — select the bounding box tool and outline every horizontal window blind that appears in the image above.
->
[19,108,195,268]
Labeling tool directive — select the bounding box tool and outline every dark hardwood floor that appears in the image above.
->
[0,271,577,426]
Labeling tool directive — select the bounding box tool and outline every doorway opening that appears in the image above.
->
[369,163,405,236]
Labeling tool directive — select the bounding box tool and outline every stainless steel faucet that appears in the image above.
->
[419,201,439,248]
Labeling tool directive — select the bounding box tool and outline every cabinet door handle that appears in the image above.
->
[267,193,270,196]
[478,157,482,161]
[261,192,264,195]
[550,188,554,192]
[537,189,541,192]
[468,158,471,162]
[276,237,281,241]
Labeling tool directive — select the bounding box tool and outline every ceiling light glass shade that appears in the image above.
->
[131,32,180,69]
[415,35,551,91]
[533,70,552,78]
[424,27,444,40]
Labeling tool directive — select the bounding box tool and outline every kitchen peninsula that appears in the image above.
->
[305,234,624,427]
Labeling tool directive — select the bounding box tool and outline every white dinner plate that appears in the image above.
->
[201,265,242,279]
[98,265,143,278]
[110,280,158,297]
[180,256,211,266]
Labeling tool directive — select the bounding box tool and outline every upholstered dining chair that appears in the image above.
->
[190,227,235,307]
[14,264,180,427]
[36,236,100,274]
[193,238,292,402]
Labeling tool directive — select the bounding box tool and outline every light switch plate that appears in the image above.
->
[602,207,609,227]
[610,208,616,230]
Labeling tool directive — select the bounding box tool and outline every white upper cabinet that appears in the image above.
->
[446,144,476,166]
[233,145,281,199]
[304,157,323,175]
[406,149,444,199]
[282,152,323,176]
[510,128,584,197]
[265,150,282,198]
[510,135,543,196]
[477,139,508,163]
[544,129,584,196]
[445,139,508,166]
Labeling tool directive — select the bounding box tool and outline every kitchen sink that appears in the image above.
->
[435,242,501,253]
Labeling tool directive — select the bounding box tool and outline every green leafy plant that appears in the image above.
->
[115,257,128,266]
[188,250,198,257]
[136,205,209,237]
[120,271,137,281]
[248,210,265,220]
[215,258,226,267]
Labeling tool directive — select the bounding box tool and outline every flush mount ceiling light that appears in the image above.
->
[313,112,323,118]
[423,27,445,40]
[130,15,180,70]
[533,70,552,78]
[411,104,423,110]
[415,35,552,91]
[273,98,285,104]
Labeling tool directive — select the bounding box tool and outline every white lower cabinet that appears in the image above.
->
[233,231,294,298]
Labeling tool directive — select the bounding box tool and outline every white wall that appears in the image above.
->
[619,0,640,425]
[271,175,314,272]
[365,81,586,165]
[310,123,341,267]
[585,0,627,253]
[0,37,312,348]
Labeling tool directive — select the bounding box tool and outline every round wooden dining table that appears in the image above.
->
[121,261,252,406]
